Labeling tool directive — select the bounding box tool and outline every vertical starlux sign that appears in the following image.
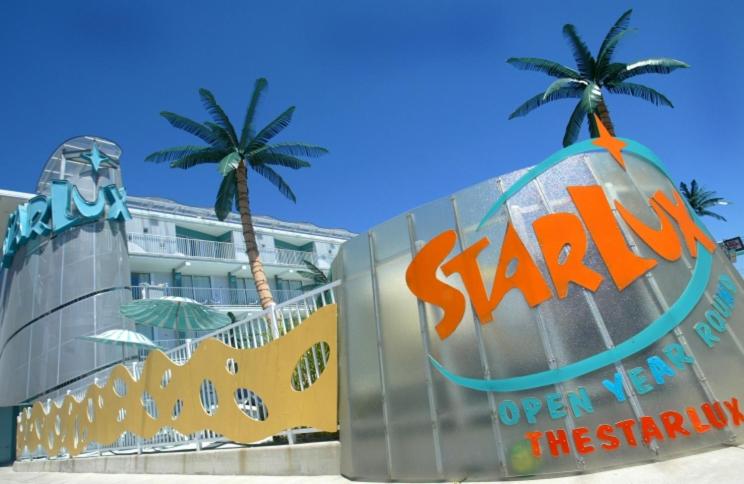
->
[334,117,744,481]
[1,142,132,268]
[405,119,741,460]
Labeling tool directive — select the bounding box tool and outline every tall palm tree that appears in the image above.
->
[508,9,689,146]
[146,79,327,309]
[679,179,730,221]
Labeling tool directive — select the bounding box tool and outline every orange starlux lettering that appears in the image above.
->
[652,190,716,257]
[533,212,603,299]
[615,199,682,261]
[442,223,552,325]
[441,237,491,323]
[405,184,717,341]
[487,222,552,317]
[404,230,465,340]
[568,185,657,291]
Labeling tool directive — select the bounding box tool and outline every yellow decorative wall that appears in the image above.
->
[16,305,338,457]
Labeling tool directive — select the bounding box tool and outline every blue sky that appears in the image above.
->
[0,1,742,253]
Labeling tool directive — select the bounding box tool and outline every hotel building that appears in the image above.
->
[0,137,352,464]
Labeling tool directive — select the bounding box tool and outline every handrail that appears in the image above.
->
[172,280,340,352]
[131,285,304,306]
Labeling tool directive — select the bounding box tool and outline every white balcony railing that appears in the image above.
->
[127,232,236,260]
[130,285,304,307]
[127,232,317,266]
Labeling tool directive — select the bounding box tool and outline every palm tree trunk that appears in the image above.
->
[587,113,599,138]
[595,97,615,135]
[235,160,274,309]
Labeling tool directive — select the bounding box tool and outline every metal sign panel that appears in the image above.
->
[334,135,744,481]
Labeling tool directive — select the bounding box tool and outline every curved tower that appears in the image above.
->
[0,136,132,405]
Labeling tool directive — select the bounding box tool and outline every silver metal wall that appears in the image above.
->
[334,150,744,481]
[0,137,133,406]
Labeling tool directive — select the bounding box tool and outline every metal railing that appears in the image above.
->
[127,232,318,266]
[18,281,340,460]
[130,285,304,307]
[127,232,235,260]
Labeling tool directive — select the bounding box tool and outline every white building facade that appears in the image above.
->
[124,195,353,346]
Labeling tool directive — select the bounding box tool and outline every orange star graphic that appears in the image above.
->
[591,113,627,170]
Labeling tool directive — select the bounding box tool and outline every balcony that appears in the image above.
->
[127,232,317,267]
[131,285,305,307]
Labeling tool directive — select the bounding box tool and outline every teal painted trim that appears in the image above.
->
[172,270,182,288]
[274,239,314,252]
[428,242,713,392]
[476,138,672,231]
[175,226,231,243]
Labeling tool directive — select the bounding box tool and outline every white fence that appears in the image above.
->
[130,285,304,307]
[19,282,340,460]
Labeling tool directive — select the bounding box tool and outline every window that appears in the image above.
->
[131,273,151,286]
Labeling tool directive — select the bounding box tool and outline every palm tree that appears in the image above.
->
[508,9,689,146]
[146,79,327,309]
[679,179,730,221]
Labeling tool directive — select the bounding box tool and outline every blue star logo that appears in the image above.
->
[82,142,111,173]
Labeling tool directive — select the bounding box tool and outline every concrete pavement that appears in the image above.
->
[6,444,744,483]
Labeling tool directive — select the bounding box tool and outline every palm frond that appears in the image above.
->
[679,181,692,199]
[214,170,237,220]
[160,112,222,146]
[596,29,636,77]
[250,142,328,158]
[203,122,234,148]
[679,179,730,221]
[250,164,296,202]
[506,58,580,79]
[145,145,209,164]
[543,78,587,100]
[217,151,241,176]
[600,63,627,83]
[296,271,318,280]
[252,153,311,170]
[562,24,595,78]
[170,148,230,169]
[700,197,727,207]
[509,87,583,119]
[250,107,296,149]
[606,82,673,107]
[240,78,269,148]
[298,260,329,284]
[597,9,633,65]
[613,58,690,82]
[563,101,586,147]
[199,88,238,145]
[697,210,727,222]
[579,83,602,113]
